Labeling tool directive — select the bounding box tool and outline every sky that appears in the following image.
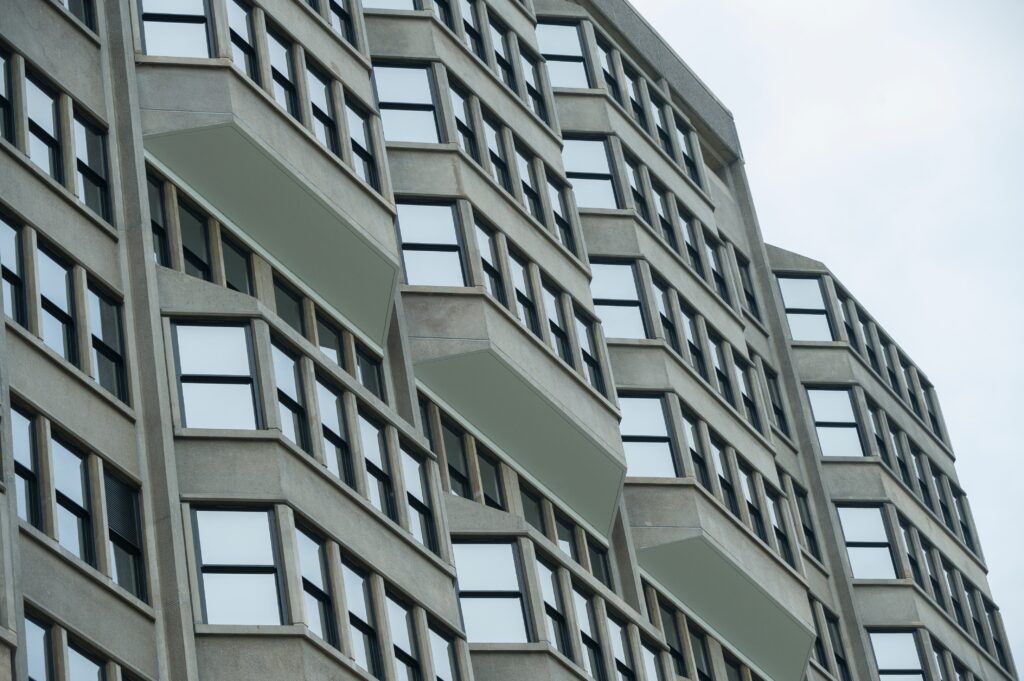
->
[629,0,1024,667]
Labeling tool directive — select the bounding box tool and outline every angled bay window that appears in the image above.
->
[453,542,529,642]
[777,276,834,341]
[590,262,646,338]
[397,202,467,287]
[140,0,211,58]
[37,246,77,364]
[345,99,379,189]
[26,74,63,182]
[272,340,310,452]
[837,506,897,579]
[483,113,511,191]
[12,407,41,526]
[178,198,212,280]
[306,61,338,152]
[563,137,619,209]
[509,251,540,336]
[87,284,127,401]
[537,22,590,88]
[194,508,282,625]
[449,82,479,162]
[542,283,573,365]
[358,411,397,520]
[374,65,440,144]
[267,28,299,118]
[228,0,259,82]
[807,388,864,457]
[173,323,259,430]
[52,436,94,563]
[868,631,926,681]
[297,526,336,645]
[400,445,436,550]
[620,395,675,477]
[1,213,26,324]
[342,559,382,676]
[104,471,146,600]
[72,111,110,219]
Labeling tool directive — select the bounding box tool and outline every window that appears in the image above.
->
[140,0,211,58]
[724,655,743,681]
[104,471,146,600]
[442,418,471,498]
[397,202,466,286]
[707,333,733,404]
[736,254,760,320]
[710,437,739,517]
[358,411,397,520]
[37,247,77,364]
[869,631,926,681]
[342,559,382,675]
[836,290,858,352]
[596,38,620,102]
[429,626,460,681]
[901,359,922,416]
[679,210,704,276]
[574,310,605,393]
[401,445,437,549]
[766,488,793,565]
[546,176,576,253]
[178,199,212,280]
[619,395,676,477]
[477,445,505,510]
[52,436,93,563]
[682,411,710,490]
[536,22,590,88]
[374,65,440,143]
[651,95,673,156]
[354,345,382,398]
[879,336,900,392]
[739,464,766,541]
[899,518,923,587]
[387,595,421,679]
[489,20,516,90]
[675,122,701,186]
[652,183,676,249]
[536,558,571,655]
[194,508,281,624]
[221,234,252,295]
[563,138,619,209]
[688,626,713,681]
[429,0,454,30]
[933,470,955,530]
[807,388,865,457]
[449,83,479,161]
[520,483,545,533]
[763,368,789,436]
[87,285,127,401]
[516,147,543,221]
[0,212,25,324]
[651,278,679,352]
[228,0,259,81]
[825,610,852,681]
[624,155,650,223]
[777,276,834,341]
[295,526,336,645]
[72,112,110,219]
[573,588,605,679]
[12,407,41,527]
[272,340,310,452]
[0,50,13,142]
[608,615,636,680]
[703,235,730,302]
[923,385,943,437]
[147,175,171,266]
[346,100,379,189]
[793,484,820,560]
[483,114,511,191]
[986,601,1010,669]
[555,513,578,560]
[590,262,646,338]
[520,51,548,122]
[952,488,975,552]
[658,600,687,676]
[307,61,338,152]
[25,614,52,681]
[315,379,353,483]
[588,541,612,589]
[733,359,760,431]
[328,0,356,43]
[453,542,529,642]
[509,251,540,336]
[173,323,259,429]
[266,28,299,118]
[542,283,573,364]
[475,220,505,304]
[623,66,648,130]
[26,74,63,182]
[837,506,896,579]
[888,425,913,487]
[680,305,707,379]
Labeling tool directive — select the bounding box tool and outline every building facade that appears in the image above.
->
[0,0,1016,679]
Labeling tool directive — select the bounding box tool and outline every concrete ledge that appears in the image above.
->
[195,627,370,681]
[469,644,590,681]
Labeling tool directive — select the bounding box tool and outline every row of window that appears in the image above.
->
[535,20,704,187]
[226,0,382,190]
[776,273,946,442]
[188,504,462,680]
[147,168,388,402]
[23,607,145,681]
[419,393,614,589]
[806,385,977,555]
[0,46,110,220]
[171,320,435,552]
[615,391,797,568]
[591,259,775,435]
[836,505,1010,671]
[10,400,146,601]
[868,628,995,681]
[395,198,607,394]
[1,208,128,402]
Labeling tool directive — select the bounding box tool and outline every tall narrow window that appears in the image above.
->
[952,488,975,552]
[272,341,310,452]
[923,385,943,437]
[682,411,710,489]
[178,199,212,280]
[174,323,259,429]
[624,156,650,223]
[675,123,701,186]
[453,542,529,642]
[12,407,41,527]
[449,83,479,162]
[73,112,109,219]
[652,278,678,352]
[401,446,436,550]
[104,471,146,600]
[807,388,864,457]
[542,283,573,365]
[703,235,730,302]
[899,518,923,587]
[516,147,543,221]
[688,626,713,681]
[608,615,637,680]
[574,310,604,393]
[680,304,707,379]
[520,51,548,121]
[707,333,733,405]
[733,358,760,430]
[619,395,675,477]
[764,368,789,436]
[739,464,767,541]
[520,483,545,534]
[483,114,511,191]
[536,558,570,655]
[387,596,421,679]
[221,234,253,295]
[679,209,704,276]
[267,28,299,118]
[329,0,356,46]
[397,202,466,286]
[147,174,171,266]
[272,277,305,334]
[307,62,338,152]
[590,262,646,338]
[140,0,211,58]
[374,65,440,143]
[228,0,259,82]
[1,214,26,324]
[651,95,673,155]
[316,379,353,484]
[825,611,852,681]
[623,66,649,130]
[87,285,127,401]
[489,20,516,89]
[297,526,336,645]
[52,436,93,562]
[837,506,897,579]
[658,600,687,676]
[477,445,505,510]
[195,509,281,624]
[868,631,926,681]
[442,418,471,498]
[736,254,760,320]
[509,251,540,336]
[794,485,820,560]
[342,559,382,676]
[652,183,676,250]
[26,74,63,182]
[573,588,605,679]
[596,38,620,102]
[777,276,834,341]
[475,220,505,305]
[37,247,78,365]
[0,50,13,142]
[546,176,576,254]
[766,488,793,565]
[358,411,397,520]
[346,100,379,189]
[932,470,955,530]
[460,0,484,58]
[429,626,460,681]
[429,0,454,29]
[710,437,739,517]
[563,138,619,209]
[536,22,590,88]
[25,614,52,681]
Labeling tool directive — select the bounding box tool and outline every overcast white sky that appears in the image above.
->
[629,0,1024,666]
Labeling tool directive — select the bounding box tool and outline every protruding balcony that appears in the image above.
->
[403,289,625,534]
[626,481,814,681]
[137,62,399,344]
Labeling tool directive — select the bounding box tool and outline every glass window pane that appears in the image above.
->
[590,264,637,300]
[66,646,102,681]
[203,572,281,624]
[453,543,518,591]
[808,390,856,422]
[397,204,458,244]
[37,251,71,311]
[536,24,584,56]
[546,61,590,88]
[380,109,438,144]
[571,178,618,209]
[817,426,865,457]
[838,507,888,543]
[181,383,256,429]
[195,510,274,565]
[597,305,646,338]
[56,505,86,558]
[460,598,527,642]
[778,277,825,309]
[144,21,210,58]
[787,313,833,341]
[176,325,250,376]
[619,397,668,437]
[847,547,897,579]
[25,618,50,681]
[51,440,86,505]
[403,251,465,287]
[429,629,458,681]
[296,530,325,589]
[26,79,57,135]
[375,67,433,104]
[624,441,675,477]
[563,140,610,174]
[870,632,922,670]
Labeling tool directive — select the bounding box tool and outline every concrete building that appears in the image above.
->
[0,0,1015,679]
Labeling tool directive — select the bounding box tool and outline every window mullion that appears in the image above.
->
[57,93,75,195]
[251,8,275,100]
[343,391,370,497]
[370,572,399,681]
[86,453,110,576]
[209,0,233,59]
[324,540,352,652]
[37,417,59,539]
[276,504,304,627]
